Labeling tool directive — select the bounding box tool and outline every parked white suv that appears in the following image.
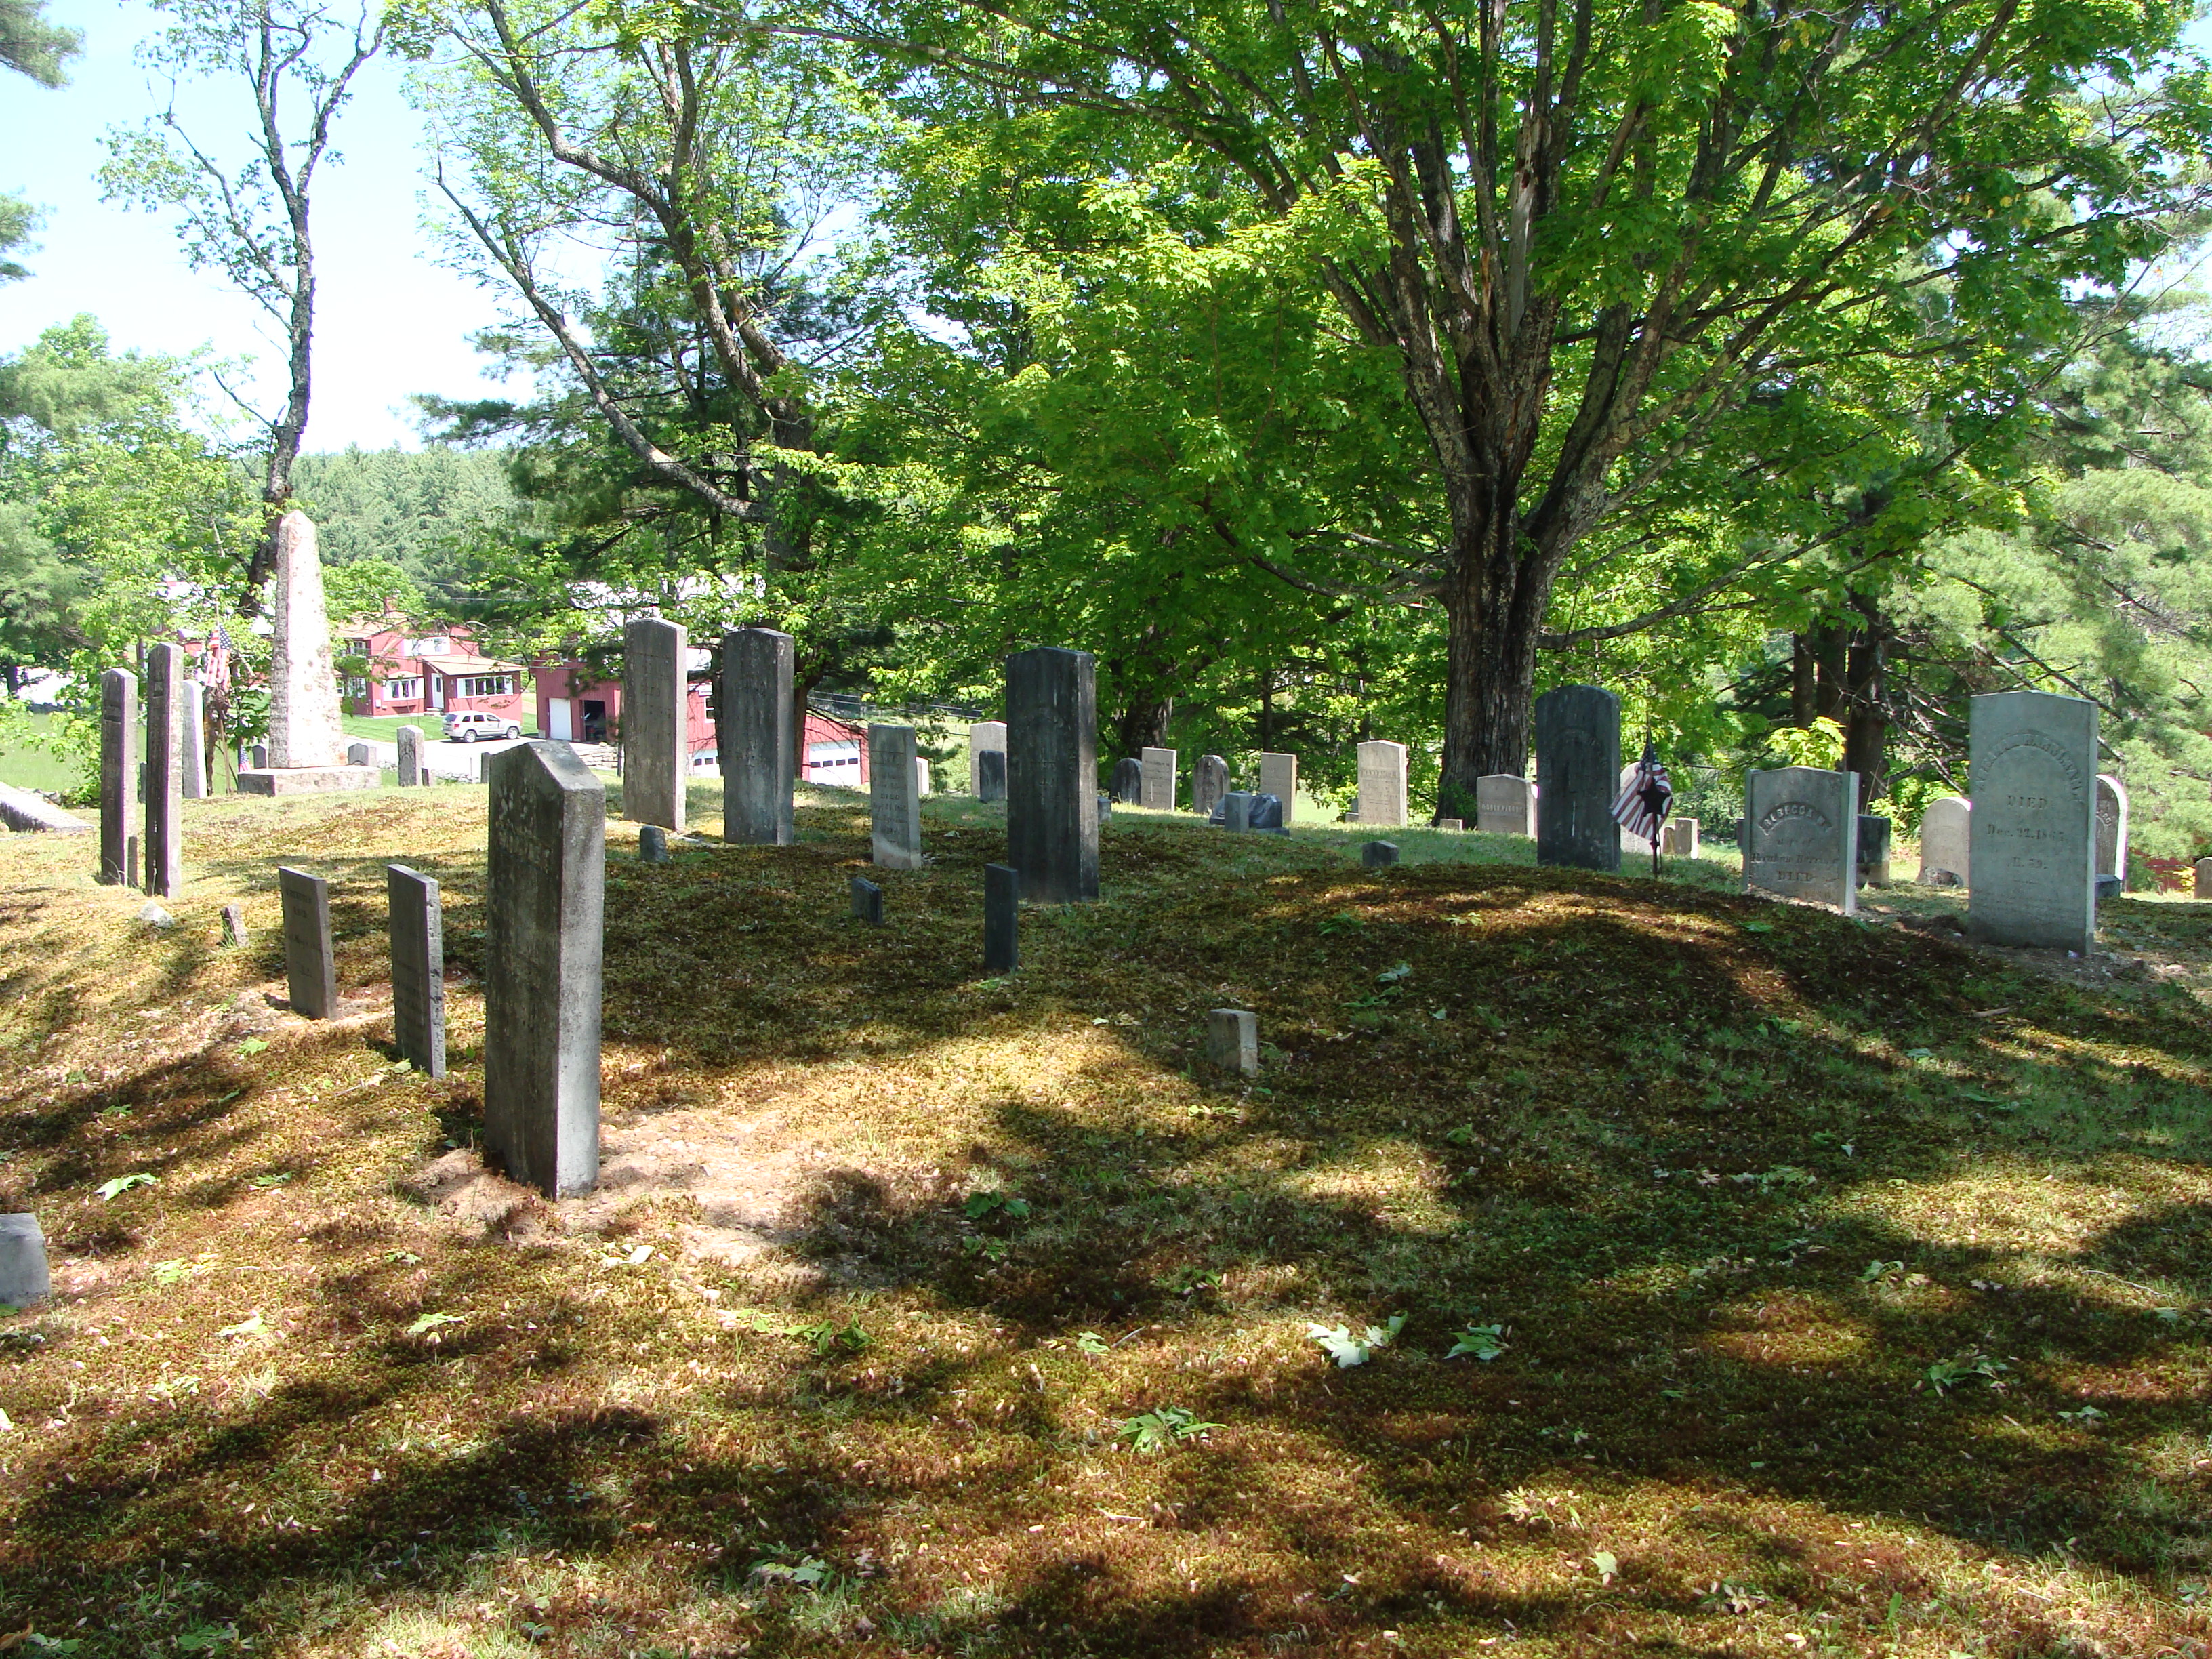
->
[443,710,523,742]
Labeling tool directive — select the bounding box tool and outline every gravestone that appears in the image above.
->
[1858,815,1891,887]
[277,865,337,1018]
[1140,746,1178,811]
[1355,741,1408,827]
[851,876,884,925]
[1222,792,1253,832]
[968,720,1007,798]
[1097,792,1113,825]
[638,825,669,863]
[1918,796,1971,885]
[237,512,376,795]
[1111,758,1144,802]
[1363,840,1399,868]
[1248,793,1287,833]
[2095,774,2129,882]
[1207,1009,1258,1078]
[916,755,933,799]
[1534,686,1621,872]
[143,643,183,899]
[484,741,605,1198]
[220,903,247,947]
[1660,817,1700,857]
[347,742,372,767]
[1192,754,1229,818]
[2196,857,2211,898]
[0,1213,50,1307]
[386,864,446,1078]
[623,617,687,833]
[984,862,1019,974]
[1968,691,2097,954]
[869,724,924,869]
[99,668,136,886]
[1475,774,1536,836]
[0,783,87,833]
[1006,647,1099,904]
[1743,766,1858,914]
[720,626,794,846]
[975,748,1007,803]
[249,743,268,770]
[180,679,207,800]
[1258,753,1297,823]
[396,724,425,788]
[1438,817,1464,831]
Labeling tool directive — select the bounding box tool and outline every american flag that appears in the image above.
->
[1613,741,1673,843]
[201,622,239,689]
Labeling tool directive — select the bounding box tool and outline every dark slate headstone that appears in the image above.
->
[975,747,1008,804]
[984,862,1019,975]
[1192,754,1229,818]
[485,741,605,1197]
[100,667,137,886]
[250,743,268,770]
[1111,757,1144,803]
[1534,685,1621,872]
[1007,648,1099,904]
[721,626,794,845]
[0,1213,50,1308]
[1248,792,1286,833]
[2095,874,2125,902]
[277,865,336,1019]
[347,741,373,768]
[623,617,687,832]
[638,825,670,863]
[396,724,425,788]
[1363,840,1399,868]
[1856,815,1891,888]
[387,863,446,1078]
[851,876,884,925]
[144,643,183,898]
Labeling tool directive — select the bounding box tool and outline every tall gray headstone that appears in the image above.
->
[1919,797,1971,884]
[1192,754,1229,818]
[1110,757,1143,802]
[396,724,425,788]
[1968,691,2097,954]
[869,724,924,869]
[1006,647,1099,904]
[1354,741,1408,827]
[984,862,1019,974]
[387,864,446,1078]
[2095,774,2129,882]
[1743,766,1858,914]
[143,643,183,899]
[1139,745,1177,811]
[179,679,208,800]
[1534,686,1620,872]
[720,626,794,845]
[485,741,605,1198]
[1475,773,1534,836]
[975,748,1007,803]
[0,1213,50,1308]
[277,865,337,1019]
[1258,752,1296,823]
[623,617,687,833]
[100,667,137,886]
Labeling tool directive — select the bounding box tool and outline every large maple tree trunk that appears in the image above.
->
[1436,476,1549,819]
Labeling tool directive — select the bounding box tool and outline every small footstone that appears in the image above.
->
[1435,817,1465,832]
[1362,841,1399,869]
[1206,1008,1258,1078]
[1098,792,1113,825]
[2095,874,2124,903]
[0,1213,51,1308]
[277,865,337,1019]
[137,901,173,929]
[639,825,670,863]
[347,742,372,766]
[984,862,1019,975]
[851,876,884,925]
[220,904,248,947]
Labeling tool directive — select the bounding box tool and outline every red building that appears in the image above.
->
[533,656,867,781]
[340,611,531,726]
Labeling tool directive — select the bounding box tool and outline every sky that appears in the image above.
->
[0,0,514,452]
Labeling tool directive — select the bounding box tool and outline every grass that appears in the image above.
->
[1,782,2209,1656]
[0,712,81,795]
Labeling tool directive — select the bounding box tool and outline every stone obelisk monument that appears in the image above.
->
[237,511,377,796]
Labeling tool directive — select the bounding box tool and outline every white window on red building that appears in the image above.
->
[458,675,514,699]
[407,636,453,657]
[386,676,423,701]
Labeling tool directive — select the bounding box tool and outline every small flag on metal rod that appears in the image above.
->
[1613,741,1673,844]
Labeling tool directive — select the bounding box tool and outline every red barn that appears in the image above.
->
[533,656,866,781]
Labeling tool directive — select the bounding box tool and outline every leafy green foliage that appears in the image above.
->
[1447,1324,1509,1362]
[96,1172,157,1201]
[1115,1405,1223,1453]
[1306,1313,1406,1368]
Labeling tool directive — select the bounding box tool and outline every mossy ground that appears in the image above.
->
[2,782,2209,1657]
